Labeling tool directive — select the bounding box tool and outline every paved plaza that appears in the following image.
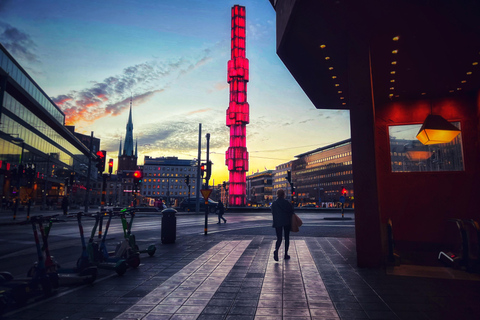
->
[2,230,479,320]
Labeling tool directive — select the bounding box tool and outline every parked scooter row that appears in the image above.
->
[0,214,97,313]
[1,208,156,314]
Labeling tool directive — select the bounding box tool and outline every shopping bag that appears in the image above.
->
[291,213,303,232]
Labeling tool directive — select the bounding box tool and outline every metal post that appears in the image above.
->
[195,124,202,214]
[84,131,93,213]
[13,141,24,220]
[204,133,210,235]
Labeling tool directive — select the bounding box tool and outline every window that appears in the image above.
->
[389,123,464,172]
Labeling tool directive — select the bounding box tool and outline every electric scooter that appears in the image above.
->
[104,210,141,268]
[27,215,97,286]
[87,211,128,276]
[0,215,60,311]
[119,208,156,257]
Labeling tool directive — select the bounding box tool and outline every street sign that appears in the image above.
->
[200,189,212,200]
[339,196,346,204]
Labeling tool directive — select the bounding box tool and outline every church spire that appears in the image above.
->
[118,138,122,157]
[135,139,138,158]
[123,97,134,156]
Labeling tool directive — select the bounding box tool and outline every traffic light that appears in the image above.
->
[184,175,190,185]
[96,150,106,173]
[25,163,36,187]
[200,163,206,178]
[286,170,292,183]
[341,186,347,195]
[108,159,113,174]
[205,161,212,181]
[133,171,142,185]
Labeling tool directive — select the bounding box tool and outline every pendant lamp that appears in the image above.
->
[416,114,461,145]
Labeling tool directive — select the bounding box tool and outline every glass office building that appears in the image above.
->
[0,44,96,210]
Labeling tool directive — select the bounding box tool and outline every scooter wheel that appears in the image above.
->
[128,255,141,268]
[79,267,97,284]
[147,245,156,257]
[41,277,53,296]
[115,260,127,276]
[48,273,59,290]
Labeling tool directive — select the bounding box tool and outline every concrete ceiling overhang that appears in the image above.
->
[275,0,480,110]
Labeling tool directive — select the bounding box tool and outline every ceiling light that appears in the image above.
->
[335,84,340,87]
[338,91,342,94]
[329,67,334,70]
[332,76,337,79]
[473,62,478,66]
[391,61,397,65]
[390,71,396,75]
[461,80,466,83]
[390,87,394,90]
[392,50,398,54]
[325,57,330,60]
[320,44,326,49]
[467,71,472,75]
[393,36,399,41]
[390,79,395,83]
[416,102,461,145]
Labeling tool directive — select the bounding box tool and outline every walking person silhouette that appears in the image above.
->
[271,189,294,261]
[216,200,227,224]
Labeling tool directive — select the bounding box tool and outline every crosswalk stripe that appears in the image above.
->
[114,240,251,319]
[255,240,339,319]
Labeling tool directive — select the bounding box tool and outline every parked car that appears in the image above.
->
[179,198,218,213]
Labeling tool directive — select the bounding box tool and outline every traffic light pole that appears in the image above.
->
[84,131,93,213]
[204,133,210,236]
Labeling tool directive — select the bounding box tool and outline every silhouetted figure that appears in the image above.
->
[62,196,69,215]
[216,201,226,224]
[271,189,294,261]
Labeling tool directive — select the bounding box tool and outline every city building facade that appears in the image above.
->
[246,170,273,206]
[0,44,97,212]
[141,156,197,207]
[292,139,353,207]
[272,161,292,201]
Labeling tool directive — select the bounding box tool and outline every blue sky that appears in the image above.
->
[0,0,350,183]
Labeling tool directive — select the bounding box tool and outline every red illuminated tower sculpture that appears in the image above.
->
[225,5,249,206]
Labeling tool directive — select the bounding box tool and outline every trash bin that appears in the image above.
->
[161,208,177,244]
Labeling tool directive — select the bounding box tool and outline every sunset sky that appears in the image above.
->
[0,0,350,183]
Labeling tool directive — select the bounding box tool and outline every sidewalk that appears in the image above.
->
[1,216,479,319]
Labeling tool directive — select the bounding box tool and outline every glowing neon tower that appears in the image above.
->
[225,5,249,206]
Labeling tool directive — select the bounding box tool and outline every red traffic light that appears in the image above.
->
[341,187,347,195]
[108,159,113,167]
[133,171,141,178]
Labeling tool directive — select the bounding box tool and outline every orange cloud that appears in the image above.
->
[187,108,212,115]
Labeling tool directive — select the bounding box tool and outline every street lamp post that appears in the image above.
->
[11,137,25,220]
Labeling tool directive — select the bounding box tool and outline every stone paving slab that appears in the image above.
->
[2,234,480,320]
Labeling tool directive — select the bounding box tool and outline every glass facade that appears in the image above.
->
[0,44,95,209]
[292,139,354,207]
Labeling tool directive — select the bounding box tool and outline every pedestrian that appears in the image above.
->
[62,196,69,215]
[216,200,227,224]
[271,189,294,261]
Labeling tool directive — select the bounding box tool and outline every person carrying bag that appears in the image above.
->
[271,189,294,261]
